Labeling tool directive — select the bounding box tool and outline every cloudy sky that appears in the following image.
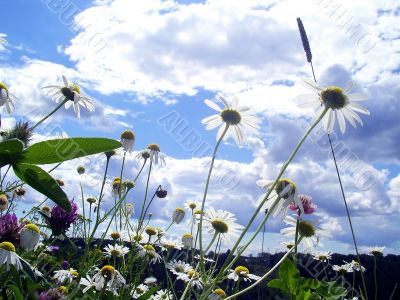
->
[1,0,399,255]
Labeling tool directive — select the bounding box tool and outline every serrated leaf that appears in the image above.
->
[18,138,121,165]
[316,281,348,300]
[13,163,71,212]
[267,279,289,293]
[0,139,24,167]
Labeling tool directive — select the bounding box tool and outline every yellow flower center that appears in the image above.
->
[320,86,348,110]
[145,227,157,236]
[182,233,193,238]
[298,220,316,237]
[0,242,15,252]
[147,143,160,152]
[41,206,51,213]
[213,288,227,298]
[187,270,199,279]
[189,203,196,209]
[58,286,68,295]
[194,209,204,215]
[110,232,121,240]
[175,208,185,213]
[70,271,79,277]
[101,265,115,276]
[86,197,97,204]
[24,223,40,234]
[211,220,229,233]
[276,178,297,199]
[220,109,241,125]
[120,130,135,140]
[234,266,249,275]
[110,249,121,257]
[70,83,80,94]
[144,244,155,252]
[0,82,9,96]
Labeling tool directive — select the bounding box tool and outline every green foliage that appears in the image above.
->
[136,286,160,300]
[18,138,121,165]
[267,258,347,300]
[0,137,121,212]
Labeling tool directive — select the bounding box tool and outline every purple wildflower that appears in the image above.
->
[38,289,65,300]
[289,195,316,215]
[46,201,78,236]
[156,188,167,198]
[0,213,24,245]
[62,260,69,269]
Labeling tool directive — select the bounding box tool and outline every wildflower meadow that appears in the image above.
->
[0,1,399,300]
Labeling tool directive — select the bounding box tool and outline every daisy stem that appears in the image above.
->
[198,124,229,274]
[224,237,302,300]
[31,99,68,131]
[137,160,153,232]
[80,182,87,240]
[328,133,368,300]
[202,108,328,298]
[373,255,378,300]
[119,152,127,231]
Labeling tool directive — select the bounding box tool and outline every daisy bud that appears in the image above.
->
[209,288,227,299]
[86,197,97,205]
[58,286,68,295]
[156,188,167,198]
[172,208,185,224]
[56,179,64,186]
[20,224,41,250]
[77,166,85,174]
[101,265,115,278]
[15,188,26,197]
[41,205,51,217]
[182,233,193,249]
[110,232,121,240]
[124,180,135,190]
[120,130,135,152]
[145,227,157,236]
[147,143,160,152]
[104,150,116,159]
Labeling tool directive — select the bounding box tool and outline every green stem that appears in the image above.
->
[327,133,368,300]
[80,182,87,240]
[225,237,301,300]
[31,99,68,131]
[137,160,153,232]
[373,255,378,300]
[201,108,328,298]
[198,125,229,273]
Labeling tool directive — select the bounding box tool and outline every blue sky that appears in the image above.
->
[1,0,399,255]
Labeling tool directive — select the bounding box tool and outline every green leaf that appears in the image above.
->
[267,279,289,293]
[296,289,312,300]
[279,258,301,294]
[137,286,160,300]
[299,277,321,290]
[8,285,23,300]
[0,139,24,167]
[316,281,348,300]
[13,163,71,212]
[18,138,121,165]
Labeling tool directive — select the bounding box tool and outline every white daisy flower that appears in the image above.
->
[42,74,95,118]
[172,208,185,224]
[227,266,260,282]
[120,130,135,152]
[19,224,41,251]
[0,242,22,271]
[0,82,16,114]
[108,229,130,242]
[257,178,304,219]
[53,268,79,284]
[137,244,161,265]
[204,208,244,245]
[297,79,369,133]
[80,275,102,293]
[159,238,183,252]
[281,241,295,250]
[0,33,7,44]
[152,289,174,299]
[176,269,203,290]
[144,276,158,286]
[202,94,261,145]
[166,260,193,276]
[280,216,331,251]
[332,264,353,274]
[345,260,366,273]
[312,250,332,262]
[184,200,200,211]
[194,254,215,263]
[131,283,149,299]
[103,244,130,258]
[182,233,194,249]
[93,265,126,296]
[367,246,385,256]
